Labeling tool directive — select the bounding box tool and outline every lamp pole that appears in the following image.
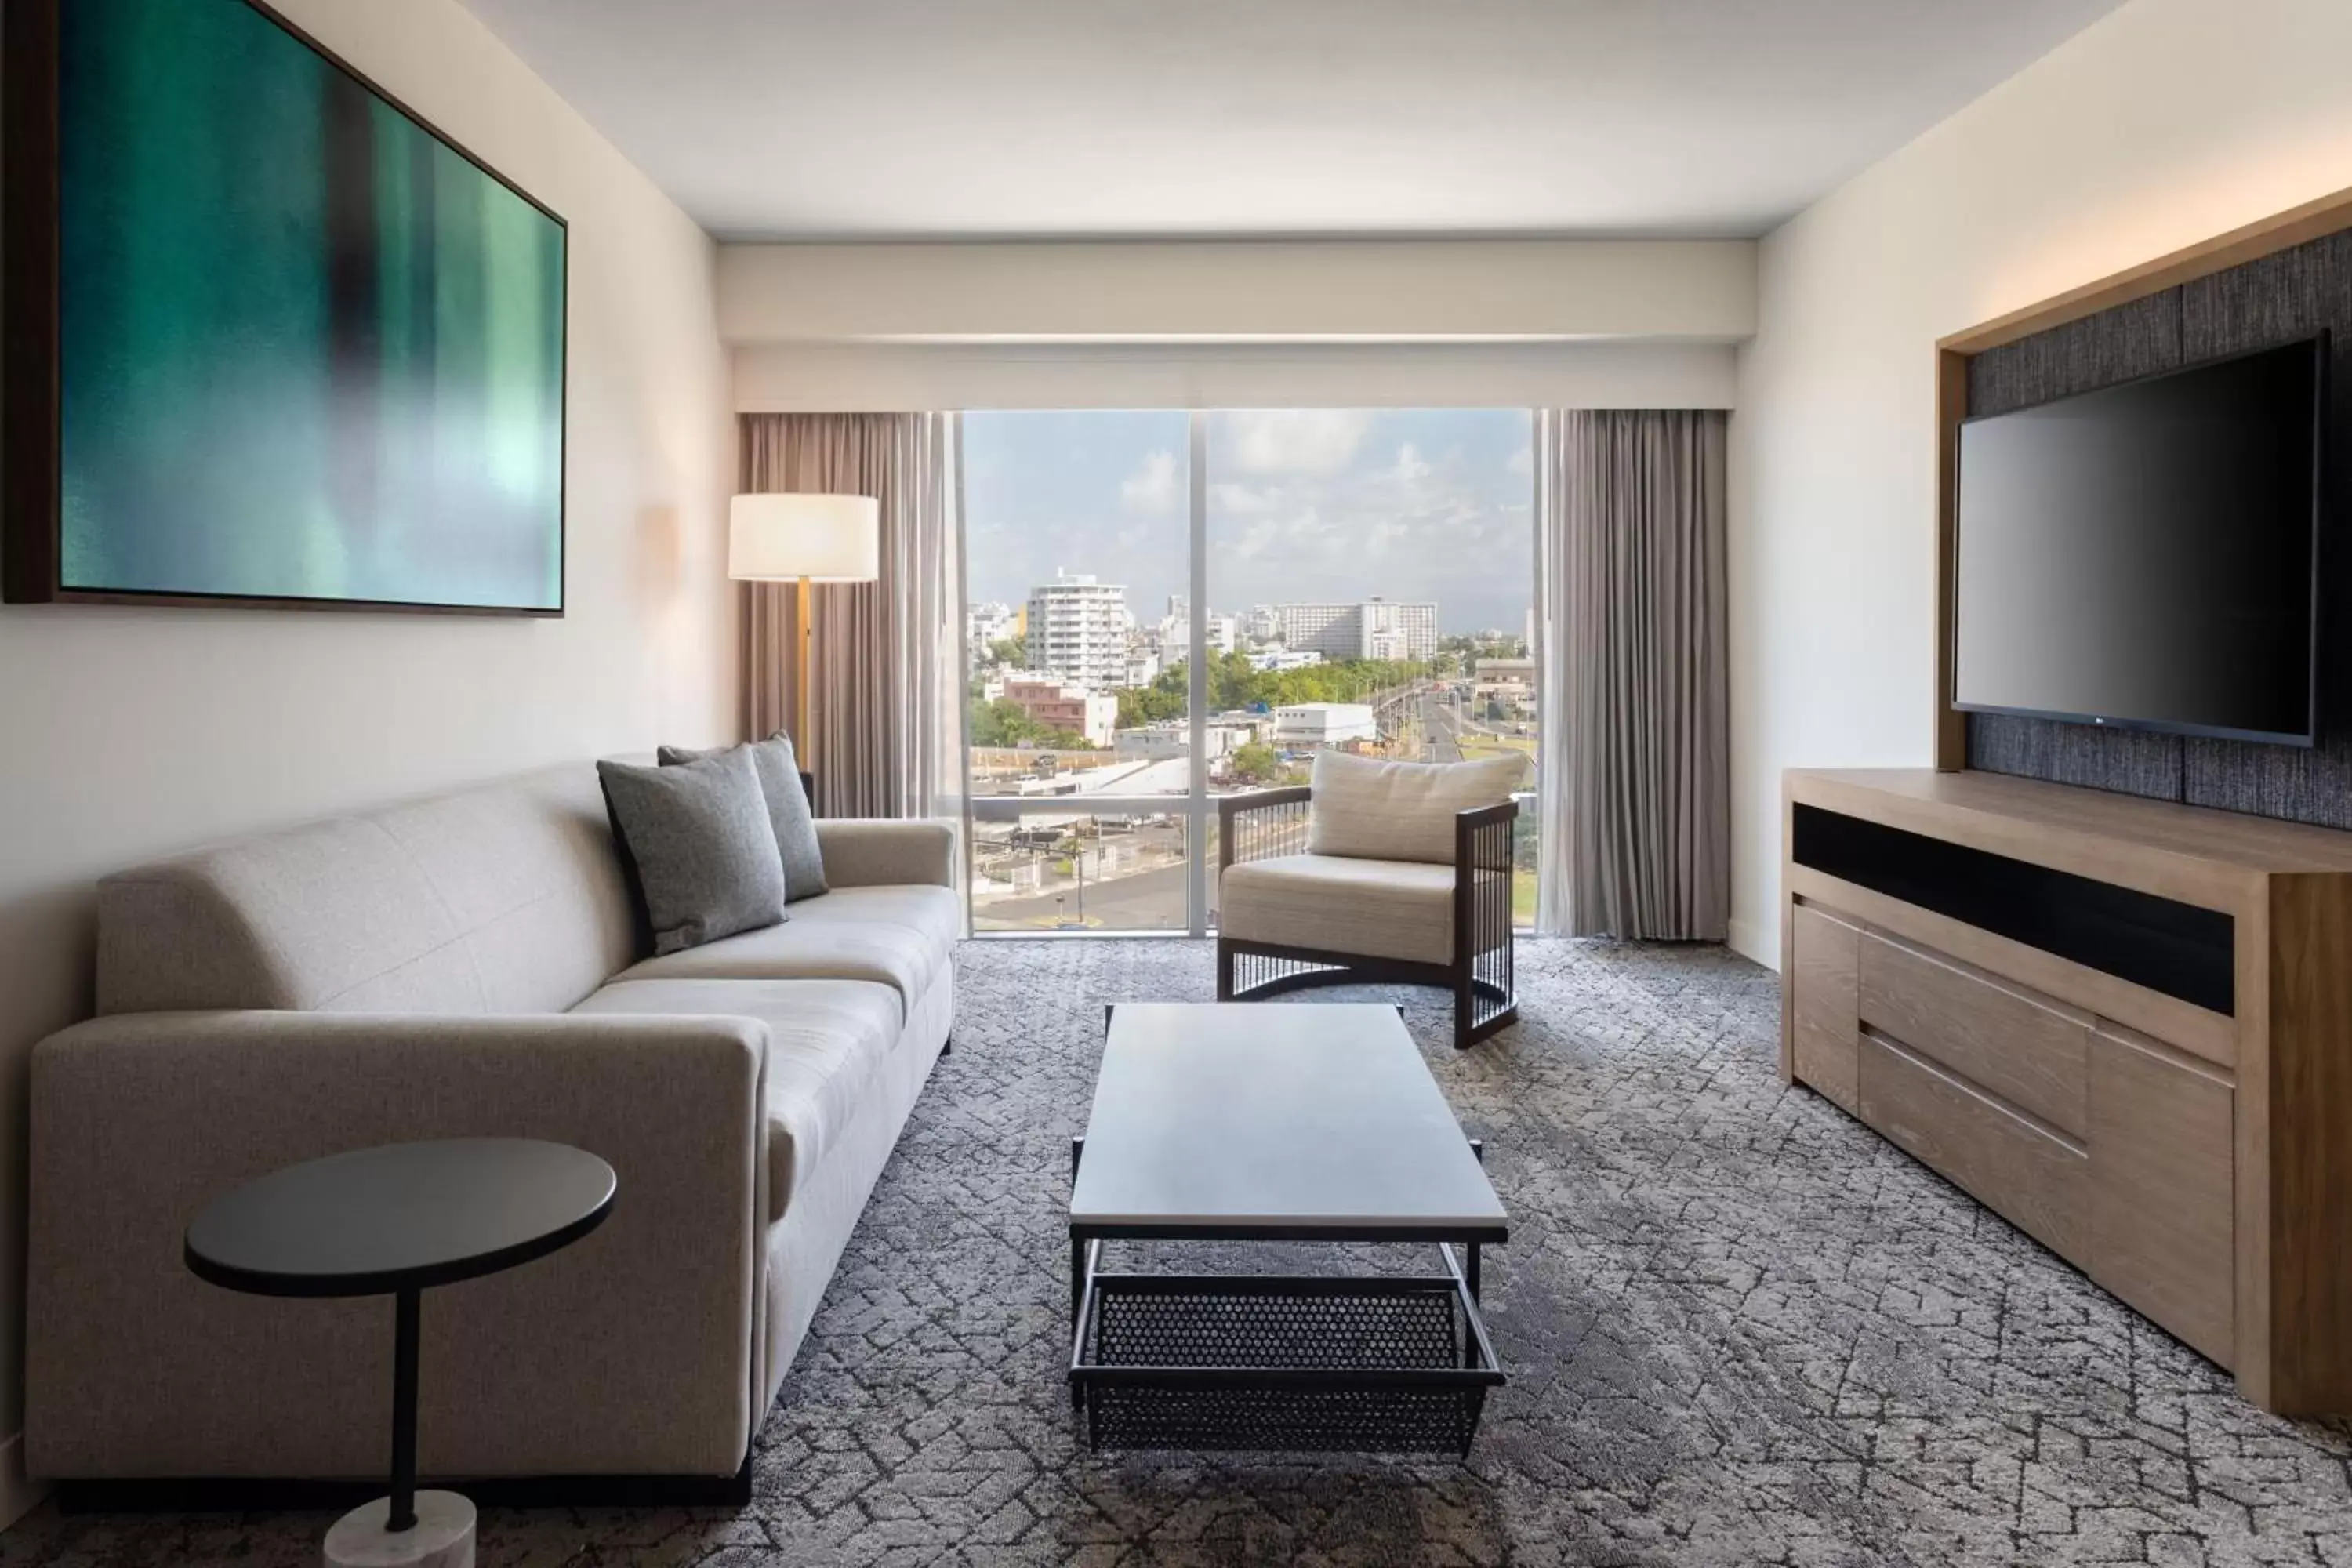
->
[797,575,815,773]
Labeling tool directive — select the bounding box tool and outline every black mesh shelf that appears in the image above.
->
[1071,1275,1500,1454]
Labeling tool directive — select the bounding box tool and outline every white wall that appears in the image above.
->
[1728,0,2352,967]
[719,239,1756,345]
[735,340,1737,412]
[723,238,1752,413]
[0,0,734,1510]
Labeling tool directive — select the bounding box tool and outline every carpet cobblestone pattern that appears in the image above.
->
[9,938,2352,1567]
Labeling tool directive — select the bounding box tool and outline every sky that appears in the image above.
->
[962,408,1534,635]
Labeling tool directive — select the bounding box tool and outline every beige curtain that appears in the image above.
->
[1534,409,1730,939]
[739,413,964,829]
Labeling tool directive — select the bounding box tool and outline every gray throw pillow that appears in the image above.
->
[597,751,788,956]
[659,733,829,902]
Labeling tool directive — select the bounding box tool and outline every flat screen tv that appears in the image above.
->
[3,0,568,614]
[1951,334,2328,746]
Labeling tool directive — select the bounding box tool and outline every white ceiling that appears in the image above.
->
[459,0,2129,242]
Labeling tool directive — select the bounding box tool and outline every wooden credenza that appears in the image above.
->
[1781,768,2352,1414]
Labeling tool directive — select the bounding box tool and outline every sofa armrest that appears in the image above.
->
[27,1010,768,1481]
[815,818,956,888]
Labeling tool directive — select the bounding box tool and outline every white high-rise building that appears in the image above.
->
[967,601,1018,655]
[1025,571,1131,688]
[1155,600,1241,659]
[1272,599,1438,662]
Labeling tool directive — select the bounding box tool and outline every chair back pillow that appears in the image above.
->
[1306,751,1526,866]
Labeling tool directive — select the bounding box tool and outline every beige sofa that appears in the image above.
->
[24,760,957,1497]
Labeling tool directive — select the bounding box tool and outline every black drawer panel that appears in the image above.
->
[1792,804,2234,1015]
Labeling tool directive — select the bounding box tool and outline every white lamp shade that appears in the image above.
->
[728,493,880,582]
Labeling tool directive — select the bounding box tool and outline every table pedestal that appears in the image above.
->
[324,1287,476,1566]
[323,1490,474,1568]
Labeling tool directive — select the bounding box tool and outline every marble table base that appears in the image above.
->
[323,1490,475,1568]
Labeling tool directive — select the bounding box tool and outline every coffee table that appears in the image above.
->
[1068,1002,1506,1454]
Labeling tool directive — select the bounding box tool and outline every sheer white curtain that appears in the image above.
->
[1534,409,1730,939]
[739,413,966,844]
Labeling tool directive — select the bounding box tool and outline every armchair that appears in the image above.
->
[1216,775,1519,1051]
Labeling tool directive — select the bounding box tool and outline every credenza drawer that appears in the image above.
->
[2089,1024,2235,1367]
[1791,905,1861,1114]
[1860,931,2089,1138]
[1858,1031,2090,1264]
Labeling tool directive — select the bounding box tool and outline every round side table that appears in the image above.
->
[186,1138,617,1568]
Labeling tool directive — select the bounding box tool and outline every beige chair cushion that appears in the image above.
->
[1220,853,1458,965]
[571,977,902,1217]
[1305,751,1526,865]
[615,885,959,1021]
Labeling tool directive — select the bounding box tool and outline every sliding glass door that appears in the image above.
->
[961,408,1536,935]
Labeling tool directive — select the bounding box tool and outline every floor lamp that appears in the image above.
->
[728,492,882,780]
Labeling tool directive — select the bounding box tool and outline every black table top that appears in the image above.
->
[185,1138,616,1299]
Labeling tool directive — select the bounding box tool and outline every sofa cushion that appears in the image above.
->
[1305,751,1526,866]
[616,886,958,1020]
[597,753,789,956]
[96,764,637,1017]
[1220,853,1461,965]
[570,978,901,1217]
[660,734,828,903]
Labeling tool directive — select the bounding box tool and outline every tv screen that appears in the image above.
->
[6,0,567,613]
[1952,336,2326,746]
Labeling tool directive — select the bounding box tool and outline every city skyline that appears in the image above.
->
[961,408,1533,635]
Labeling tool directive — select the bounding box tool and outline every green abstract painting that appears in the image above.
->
[60,0,567,611]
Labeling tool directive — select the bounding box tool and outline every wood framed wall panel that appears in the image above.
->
[1933,192,2352,814]
[1939,183,2352,358]
[1934,348,1969,770]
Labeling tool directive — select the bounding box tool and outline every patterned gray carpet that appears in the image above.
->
[8,938,2351,1566]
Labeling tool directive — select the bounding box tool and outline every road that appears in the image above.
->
[1418,689,1465,764]
[977,858,1192,931]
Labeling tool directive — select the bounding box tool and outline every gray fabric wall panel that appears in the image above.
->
[2183,734,2352,829]
[1966,713,2182,800]
[2179,230,2349,360]
[1969,290,2184,417]
[1959,227,2352,831]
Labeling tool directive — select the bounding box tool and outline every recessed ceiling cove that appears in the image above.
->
[459,0,2129,241]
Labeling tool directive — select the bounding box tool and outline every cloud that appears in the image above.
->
[1119,449,1178,515]
[1382,443,1434,485]
[1209,481,1284,517]
[1222,411,1372,475]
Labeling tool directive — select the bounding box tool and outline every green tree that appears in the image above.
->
[1229,742,1283,784]
[968,698,1096,750]
[983,633,1027,669]
[1111,653,1436,728]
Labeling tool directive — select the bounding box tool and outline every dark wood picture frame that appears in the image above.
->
[2,0,571,615]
